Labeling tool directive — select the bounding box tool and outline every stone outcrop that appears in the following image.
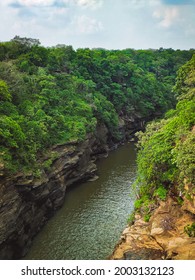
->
[110,197,195,260]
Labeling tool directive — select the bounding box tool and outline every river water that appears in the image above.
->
[25,143,137,260]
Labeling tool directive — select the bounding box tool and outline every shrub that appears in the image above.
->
[154,185,168,200]
[144,214,151,222]
[127,213,135,225]
[184,223,195,237]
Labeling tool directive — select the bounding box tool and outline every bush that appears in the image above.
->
[144,214,151,222]
[154,185,168,200]
[127,213,135,225]
[184,223,195,237]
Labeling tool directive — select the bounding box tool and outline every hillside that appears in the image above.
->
[111,54,195,260]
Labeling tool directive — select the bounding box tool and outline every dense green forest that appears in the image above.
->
[0,36,194,175]
[134,54,195,222]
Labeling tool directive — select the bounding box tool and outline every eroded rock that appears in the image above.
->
[0,130,109,259]
[110,197,195,260]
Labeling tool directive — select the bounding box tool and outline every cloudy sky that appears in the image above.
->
[0,0,195,49]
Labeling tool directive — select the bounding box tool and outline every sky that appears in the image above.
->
[0,0,195,50]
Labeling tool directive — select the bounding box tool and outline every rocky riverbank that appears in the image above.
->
[110,193,195,260]
[0,115,144,260]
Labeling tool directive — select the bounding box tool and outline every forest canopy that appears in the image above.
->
[0,36,194,175]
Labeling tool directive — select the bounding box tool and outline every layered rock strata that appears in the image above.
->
[0,127,109,259]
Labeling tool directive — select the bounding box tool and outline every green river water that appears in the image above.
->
[25,143,137,260]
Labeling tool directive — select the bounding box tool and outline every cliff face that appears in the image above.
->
[110,195,195,260]
[0,124,110,259]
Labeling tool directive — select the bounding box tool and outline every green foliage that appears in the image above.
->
[154,185,168,200]
[144,214,151,222]
[184,223,195,237]
[133,194,155,220]
[174,54,195,99]
[0,80,11,101]
[173,129,195,185]
[134,195,150,210]
[0,116,24,147]
[43,158,53,171]
[127,213,135,225]
[134,198,144,210]
[0,38,194,175]
[135,55,195,204]
[177,197,183,205]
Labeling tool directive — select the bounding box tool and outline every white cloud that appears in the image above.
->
[17,0,55,6]
[74,15,103,34]
[6,0,103,9]
[0,0,13,6]
[130,0,160,8]
[153,6,180,27]
[75,0,102,9]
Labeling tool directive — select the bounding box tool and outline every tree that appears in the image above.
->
[11,36,40,47]
[0,79,11,101]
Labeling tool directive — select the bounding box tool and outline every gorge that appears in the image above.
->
[0,112,142,259]
[24,142,137,260]
[0,38,194,259]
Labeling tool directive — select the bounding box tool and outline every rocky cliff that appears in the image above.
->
[110,193,195,260]
[0,123,111,259]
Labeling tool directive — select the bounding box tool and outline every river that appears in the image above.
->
[24,143,137,260]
